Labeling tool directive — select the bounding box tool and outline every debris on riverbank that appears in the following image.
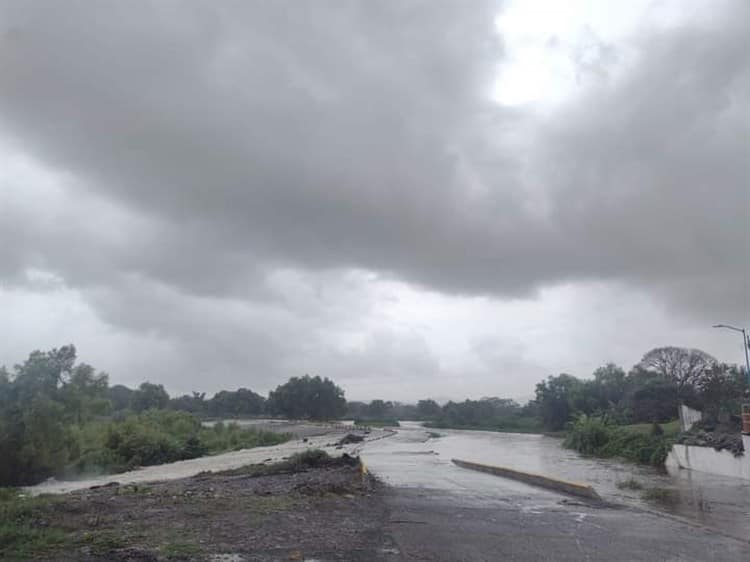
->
[676,421,745,457]
[337,433,365,446]
[1,451,390,561]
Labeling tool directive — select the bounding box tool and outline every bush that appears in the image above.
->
[564,415,675,467]
[198,422,288,453]
[562,415,612,454]
[616,478,643,490]
[61,411,290,478]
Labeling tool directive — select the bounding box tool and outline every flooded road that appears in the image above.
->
[361,422,750,540]
[28,420,750,542]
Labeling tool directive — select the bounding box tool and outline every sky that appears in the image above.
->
[0,0,748,402]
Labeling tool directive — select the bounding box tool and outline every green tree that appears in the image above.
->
[61,363,110,424]
[268,375,346,420]
[108,384,135,412]
[131,382,170,412]
[638,347,717,389]
[366,399,393,418]
[170,392,207,415]
[0,345,85,485]
[697,363,747,422]
[626,379,682,423]
[207,388,265,417]
[417,399,442,419]
[534,374,581,430]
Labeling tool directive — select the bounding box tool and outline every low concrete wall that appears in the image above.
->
[679,404,702,432]
[666,436,750,481]
[451,458,602,501]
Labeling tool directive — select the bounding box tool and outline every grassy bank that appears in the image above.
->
[67,410,290,479]
[563,416,678,467]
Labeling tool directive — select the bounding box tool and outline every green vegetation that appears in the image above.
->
[621,420,681,437]
[0,346,291,487]
[642,486,678,503]
[531,350,746,467]
[2,341,745,485]
[423,398,542,433]
[202,449,353,479]
[268,375,347,420]
[427,414,543,434]
[353,417,400,427]
[0,491,71,559]
[341,348,744,471]
[563,416,675,466]
[68,411,289,477]
[616,477,644,490]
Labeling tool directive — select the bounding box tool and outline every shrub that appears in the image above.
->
[563,416,612,454]
[616,478,643,490]
[564,415,675,467]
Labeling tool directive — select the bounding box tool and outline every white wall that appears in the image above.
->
[666,436,750,481]
[678,404,702,432]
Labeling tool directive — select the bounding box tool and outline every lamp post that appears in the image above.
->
[712,324,750,378]
[713,324,750,436]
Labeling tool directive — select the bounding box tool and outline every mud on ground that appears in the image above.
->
[9,456,392,562]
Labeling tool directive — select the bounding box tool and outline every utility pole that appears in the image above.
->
[713,324,750,435]
[712,324,750,379]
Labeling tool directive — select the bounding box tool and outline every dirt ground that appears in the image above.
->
[12,457,394,562]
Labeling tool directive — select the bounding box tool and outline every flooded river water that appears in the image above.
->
[28,420,750,541]
[362,422,750,540]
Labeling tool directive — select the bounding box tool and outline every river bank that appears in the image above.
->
[2,452,393,561]
[7,424,750,561]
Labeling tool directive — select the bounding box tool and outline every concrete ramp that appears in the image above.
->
[451,458,602,501]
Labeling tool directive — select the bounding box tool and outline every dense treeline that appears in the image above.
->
[539,348,747,466]
[424,398,542,433]
[106,383,267,418]
[534,350,746,432]
[345,346,747,447]
[0,346,290,486]
[344,399,418,426]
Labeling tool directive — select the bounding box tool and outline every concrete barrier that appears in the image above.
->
[451,458,603,502]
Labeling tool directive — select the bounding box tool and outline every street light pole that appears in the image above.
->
[713,324,750,436]
[712,324,750,378]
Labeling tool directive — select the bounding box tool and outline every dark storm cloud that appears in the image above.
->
[0,0,747,323]
[531,8,750,320]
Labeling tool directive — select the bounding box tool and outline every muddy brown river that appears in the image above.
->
[362,422,750,540]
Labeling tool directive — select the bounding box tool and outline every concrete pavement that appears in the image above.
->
[382,486,748,561]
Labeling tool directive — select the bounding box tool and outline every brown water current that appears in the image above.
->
[362,422,750,541]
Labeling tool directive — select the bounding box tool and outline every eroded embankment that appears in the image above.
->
[26,427,391,496]
[2,452,393,562]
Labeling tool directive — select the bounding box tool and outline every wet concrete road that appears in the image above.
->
[383,487,747,562]
[361,424,750,561]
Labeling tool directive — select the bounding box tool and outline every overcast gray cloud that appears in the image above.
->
[0,0,747,399]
